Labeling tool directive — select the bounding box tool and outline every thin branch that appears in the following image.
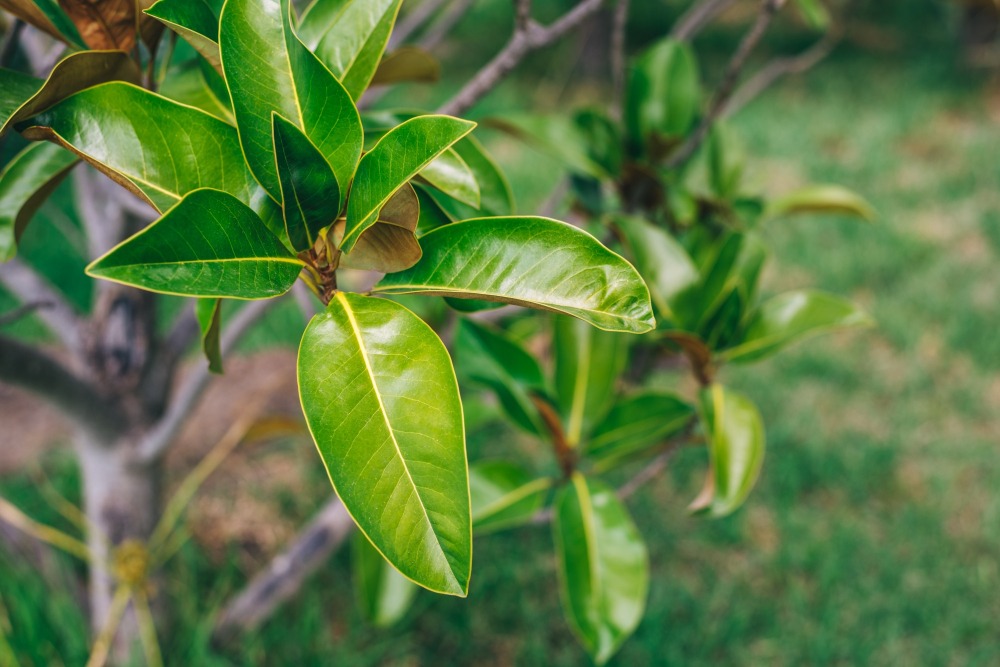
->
[388,0,450,49]
[418,0,475,51]
[437,0,609,116]
[136,298,279,464]
[665,0,788,170]
[0,259,83,356]
[515,0,533,31]
[611,0,631,120]
[212,497,353,642]
[671,0,740,42]
[0,300,53,327]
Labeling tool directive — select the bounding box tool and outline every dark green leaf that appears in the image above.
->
[195,298,223,373]
[353,532,418,627]
[764,184,876,223]
[626,38,700,150]
[470,461,550,534]
[588,392,694,465]
[146,0,224,72]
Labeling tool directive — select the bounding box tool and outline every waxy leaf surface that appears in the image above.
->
[469,461,550,534]
[587,392,694,465]
[146,0,225,72]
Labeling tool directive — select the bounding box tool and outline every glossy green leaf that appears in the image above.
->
[87,189,302,299]
[298,292,471,596]
[413,183,454,232]
[0,142,78,262]
[374,217,655,334]
[0,0,84,45]
[469,461,551,535]
[764,184,876,223]
[298,0,403,100]
[220,0,362,205]
[554,474,648,665]
[195,298,223,373]
[157,59,234,122]
[353,532,418,627]
[342,115,475,253]
[554,315,627,446]
[1,51,141,136]
[690,385,765,518]
[146,0,225,73]
[720,290,873,363]
[371,47,440,86]
[587,392,694,465]
[419,148,480,209]
[273,114,340,252]
[332,184,422,273]
[626,38,700,149]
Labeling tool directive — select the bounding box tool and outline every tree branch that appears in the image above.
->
[418,0,475,51]
[671,0,741,42]
[0,259,83,356]
[0,299,53,327]
[665,0,788,169]
[388,0,449,49]
[611,0,631,120]
[436,0,609,116]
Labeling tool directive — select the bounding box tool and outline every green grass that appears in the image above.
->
[4,44,1000,667]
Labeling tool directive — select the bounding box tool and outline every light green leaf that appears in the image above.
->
[555,474,648,665]
[87,189,302,299]
[374,217,655,334]
[419,148,480,209]
[689,385,765,518]
[720,290,873,363]
[470,461,551,535]
[342,115,475,253]
[298,0,403,100]
[353,532,418,627]
[195,298,223,374]
[332,183,422,273]
[764,184,876,223]
[626,38,700,149]
[486,114,609,179]
[145,0,225,73]
[220,0,362,205]
[157,59,234,122]
[793,0,831,30]
[587,392,694,465]
[371,47,440,86]
[298,292,471,596]
[554,315,627,446]
[0,142,78,262]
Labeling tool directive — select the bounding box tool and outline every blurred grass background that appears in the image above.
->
[3,0,1000,665]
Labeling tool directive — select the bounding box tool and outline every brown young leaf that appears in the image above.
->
[59,0,138,51]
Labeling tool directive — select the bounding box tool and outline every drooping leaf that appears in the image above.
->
[273,114,340,252]
[626,38,700,151]
[332,183,422,273]
[371,47,440,86]
[298,292,471,596]
[553,315,627,446]
[419,148,480,209]
[195,298,224,374]
[554,474,648,665]
[1,51,141,136]
[689,385,765,518]
[297,0,403,100]
[764,184,876,223]
[374,217,655,334]
[0,142,78,262]
[220,0,362,205]
[353,532,418,627]
[469,461,551,534]
[0,0,84,44]
[146,0,225,73]
[87,189,302,299]
[720,290,873,363]
[587,392,694,465]
[341,115,475,253]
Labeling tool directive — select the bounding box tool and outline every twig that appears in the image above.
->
[0,300,53,327]
[0,259,83,356]
[418,0,475,51]
[611,0,630,120]
[671,0,740,42]
[388,0,450,49]
[0,18,24,68]
[437,0,610,116]
[665,0,788,169]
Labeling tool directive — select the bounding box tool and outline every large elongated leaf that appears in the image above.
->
[553,315,627,446]
[626,38,700,149]
[689,385,765,518]
[87,189,302,299]
[587,392,694,465]
[353,532,418,627]
[297,0,403,100]
[419,149,480,209]
[554,474,648,665]
[146,0,225,73]
[1,51,141,136]
[0,142,78,262]
[375,217,655,334]
[341,115,475,253]
[720,290,873,363]
[470,461,551,534]
[298,292,471,596]
[220,0,362,205]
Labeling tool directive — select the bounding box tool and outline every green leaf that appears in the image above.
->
[273,114,340,252]
[353,532,418,627]
[587,392,694,465]
[374,217,655,334]
[332,184,422,273]
[793,0,831,30]
[1,51,141,136]
[485,114,610,179]
[419,148,480,209]
[341,115,475,253]
[0,142,78,263]
[720,290,873,363]
[87,189,302,299]
[689,385,765,518]
[626,38,700,150]
[195,298,224,374]
[764,184,876,223]
[146,0,225,73]
[220,0,362,205]
[0,0,84,46]
[371,47,440,86]
[469,461,551,535]
[553,315,627,446]
[297,0,403,100]
[554,474,648,665]
[298,292,471,596]
[157,59,234,122]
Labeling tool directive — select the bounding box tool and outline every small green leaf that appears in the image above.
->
[371,47,440,86]
[764,184,876,223]
[341,115,475,253]
[419,148,480,209]
[145,0,225,73]
[353,532,418,628]
[555,474,648,665]
[587,392,694,465]
[87,189,302,299]
[793,0,831,30]
[689,385,765,518]
[0,142,78,263]
[374,217,655,334]
[195,298,223,374]
[298,292,471,596]
[626,38,700,151]
[720,290,873,363]
[470,461,551,534]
